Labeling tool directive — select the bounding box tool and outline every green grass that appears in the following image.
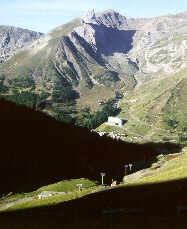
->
[125,151,187,186]
[3,151,187,216]
[97,123,124,133]
[162,78,187,130]
[100,68,187,142]
[77,85,115,112]
[4,186,102,212]
[0,178,102,212]
[36,178,97,193]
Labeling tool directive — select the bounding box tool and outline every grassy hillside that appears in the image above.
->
[97,69,187,144]
[2,151,186,213]
[1,151,187,229]
[131,152,187,184]
[0,178,102,212]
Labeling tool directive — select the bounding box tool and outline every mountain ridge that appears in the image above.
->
[0,25,43,63]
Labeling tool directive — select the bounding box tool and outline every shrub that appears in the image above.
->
[75,103,120,129]
[53,109,73,124]
[8,76,35,89]
[166,119,179,129]
[94,71,119,87]
[6,91,36,108]
[52,84,78,103]
[0,74,9,93]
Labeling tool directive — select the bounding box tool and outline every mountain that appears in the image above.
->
[0,26,43,63]
[97,11,187,143]
[128,13,187,77]
[0,10,187,143]
[0,10,138,115]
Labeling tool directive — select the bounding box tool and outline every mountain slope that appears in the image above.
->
[128,12,187,77]
[0,10,187,143]
[0,26,43,63]
[0,10,138,118]
[98,69,187,143]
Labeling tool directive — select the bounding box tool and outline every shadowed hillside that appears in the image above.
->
[0,98,181,194]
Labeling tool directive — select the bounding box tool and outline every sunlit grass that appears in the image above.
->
[37,178,97,193]
[127,152,187,185]
[0,178,100,212]
[5,185,103,212]
[111,68,187,142]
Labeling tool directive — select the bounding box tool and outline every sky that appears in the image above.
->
[1,0,187,33]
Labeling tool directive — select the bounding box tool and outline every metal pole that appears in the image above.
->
[77,184,82,192]
[100,173,106,185]
[129,163,133,172]
[124,165,128,176]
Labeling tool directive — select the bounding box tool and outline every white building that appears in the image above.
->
[107,117,123,128]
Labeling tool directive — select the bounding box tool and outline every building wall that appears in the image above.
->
[108,117,122,127]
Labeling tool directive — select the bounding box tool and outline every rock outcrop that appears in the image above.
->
[82,9,98,25]
[0,26,43,63]
[96,9,128,29]
[126,13,187,77]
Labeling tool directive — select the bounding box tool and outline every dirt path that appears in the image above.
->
[123,161,169,184]
[123,169,148,183]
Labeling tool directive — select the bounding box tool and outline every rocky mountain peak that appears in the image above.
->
[74,9,130,55]
[96,9,128,29]
[81,9,128,29]
[81,9,98,24]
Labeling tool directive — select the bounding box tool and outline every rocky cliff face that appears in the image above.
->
[19,10,138,92]
[0,26,43,63]
[126,13,187,79]
[67,10,138,88]
[81,9,128,28]
[71,10,187,83]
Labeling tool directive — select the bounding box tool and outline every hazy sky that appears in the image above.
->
[1,0,187,33]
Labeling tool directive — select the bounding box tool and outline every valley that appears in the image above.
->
[0,7,187,228]
[0,9,187,144]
